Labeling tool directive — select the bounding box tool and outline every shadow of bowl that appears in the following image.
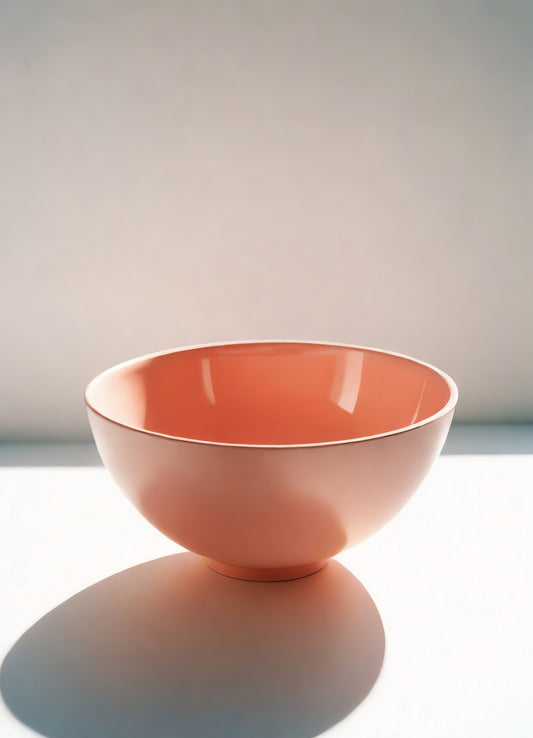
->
[1,554,384,738]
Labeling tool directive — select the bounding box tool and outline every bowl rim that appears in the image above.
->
[85,339,459,449]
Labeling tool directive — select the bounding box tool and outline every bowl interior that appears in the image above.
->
[86,342,454,445]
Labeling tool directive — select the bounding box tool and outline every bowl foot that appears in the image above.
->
[206,559,327,582]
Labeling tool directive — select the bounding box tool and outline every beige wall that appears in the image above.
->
[1,1,531,439]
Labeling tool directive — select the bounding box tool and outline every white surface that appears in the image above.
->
[1,1,533,440]
[1,442,532,737]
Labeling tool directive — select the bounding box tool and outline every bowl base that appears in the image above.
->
[206,559,327,582]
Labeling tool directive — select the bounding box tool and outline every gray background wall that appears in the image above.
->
[1,0,531,440]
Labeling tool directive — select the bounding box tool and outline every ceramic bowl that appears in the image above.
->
[85,341,458,581]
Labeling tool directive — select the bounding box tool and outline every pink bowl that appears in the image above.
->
[85,341,458,581]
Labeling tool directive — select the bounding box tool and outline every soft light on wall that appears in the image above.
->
[0,0,531,439]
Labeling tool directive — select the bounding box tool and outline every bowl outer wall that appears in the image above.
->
[87,407,454,569]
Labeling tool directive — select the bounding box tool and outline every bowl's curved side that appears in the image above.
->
[310,410,455,548]
[87,407,454,572]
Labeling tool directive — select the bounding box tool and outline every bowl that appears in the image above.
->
[85,340,458,581]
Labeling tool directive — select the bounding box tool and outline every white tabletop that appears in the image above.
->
[1,429,532,737]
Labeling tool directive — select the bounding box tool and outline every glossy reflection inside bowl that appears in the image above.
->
[87,343,452,445]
